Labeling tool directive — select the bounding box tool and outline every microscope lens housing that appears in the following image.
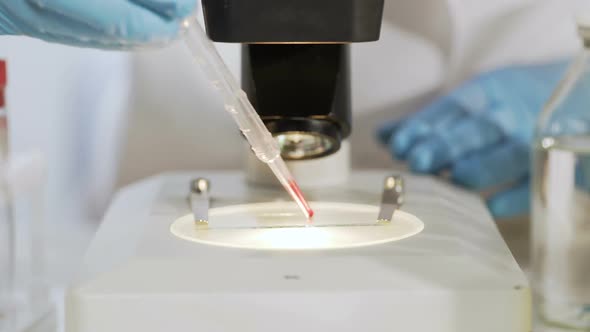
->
[201,0,385,160]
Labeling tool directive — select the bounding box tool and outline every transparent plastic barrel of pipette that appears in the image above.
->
[531,24,590,330]
[181,18,281,164]
[181,17,313,218]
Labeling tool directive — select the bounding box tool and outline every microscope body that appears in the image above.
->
[202,0,384,163]
[65,4,531,330]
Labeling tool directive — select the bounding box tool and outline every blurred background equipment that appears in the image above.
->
[0,59,51,332]
[531,16,590,330]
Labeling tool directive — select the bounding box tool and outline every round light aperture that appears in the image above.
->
[170,202,424,250]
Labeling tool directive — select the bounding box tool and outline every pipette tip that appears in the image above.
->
[288,180,314,219]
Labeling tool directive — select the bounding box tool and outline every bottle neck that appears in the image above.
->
[535,46,590,140]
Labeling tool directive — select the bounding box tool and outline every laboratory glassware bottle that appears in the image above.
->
[0,59,14,332]
[531,19,590,331]
[0,60,49,332]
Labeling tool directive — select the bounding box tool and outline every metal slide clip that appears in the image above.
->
[189,178,210,226]
[377,175,404,223]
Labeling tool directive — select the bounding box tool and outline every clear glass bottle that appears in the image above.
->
[0,59,15,332]
[532,22,590,330]
[0,60,50,332]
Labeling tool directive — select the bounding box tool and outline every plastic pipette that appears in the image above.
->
[181,17,314,219]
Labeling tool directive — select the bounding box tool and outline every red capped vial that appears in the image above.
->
[0,60,6,110]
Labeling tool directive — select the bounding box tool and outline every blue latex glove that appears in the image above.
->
[377,61,570,219]
[0,0,197,49]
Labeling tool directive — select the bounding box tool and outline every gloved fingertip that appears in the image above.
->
[451,167,473,188]
[487,187,530,220]
[117,11,181,43]
[451,160,484,189]
[176,0,198,18]
[391,129,414,159]
[487,198,508,219]
[136,20,179,43]
[376,122,397,146]
[131,0,197,20]
[408,139,451,173]
[408,147,435,173]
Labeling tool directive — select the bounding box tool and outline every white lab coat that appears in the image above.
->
[0,0,583,223]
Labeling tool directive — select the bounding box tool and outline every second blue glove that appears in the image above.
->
[377,61,569,219]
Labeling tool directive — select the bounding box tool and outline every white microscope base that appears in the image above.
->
[65,171,530,332]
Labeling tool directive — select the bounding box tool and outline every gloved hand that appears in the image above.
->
[377,61,570,219]
[0,0,197,49]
